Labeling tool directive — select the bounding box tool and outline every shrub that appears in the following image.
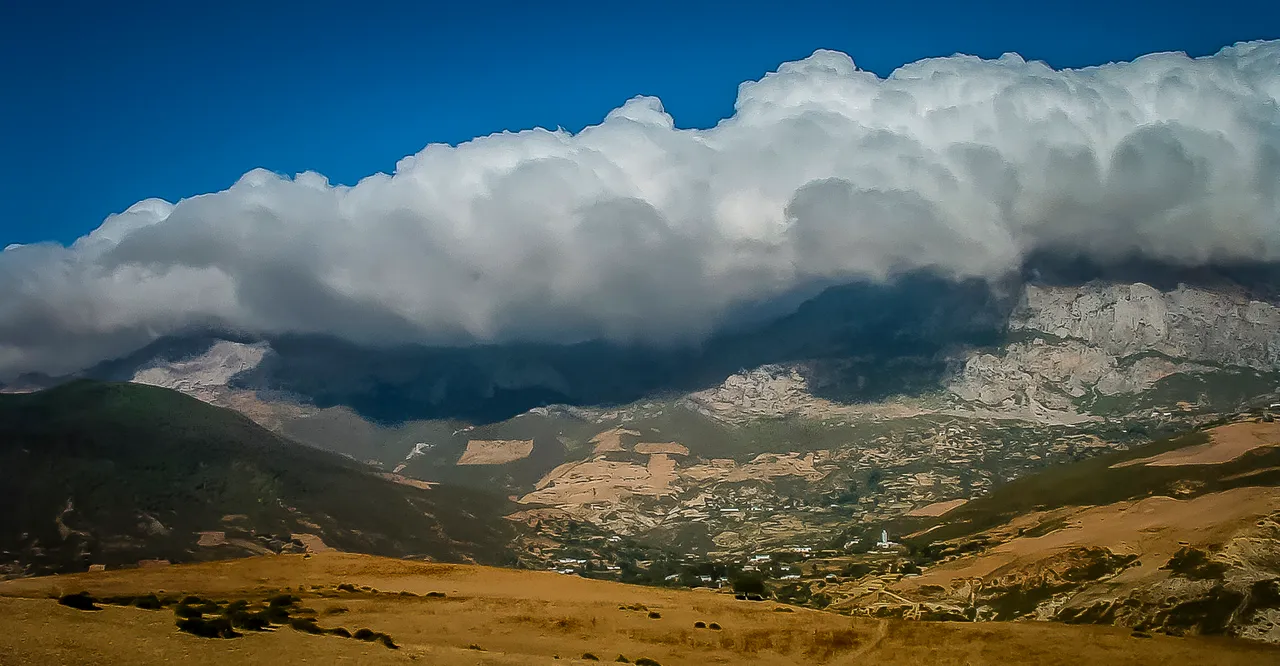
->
[134,594,164,610]
[634,659,662,666]
[468,643,485,651]
[841,563,872,578]
[353,628,376,640]
[175,604,206,619]
[425,591,446,598]
[336,584,358,593]
[175,599,221,617]
[694,621,706,628]
[227,610,270,631]
[773,607,794,613]
[288,617,325,634]
[268,593,300,607]
[1162,547,1228,580]
[582,653,600,661]
[176,616,241,639]
[57,592,100,611]
[731,574,767,596]
[327,627,351,637]
[261,605,292,623]
[647,611,661,619]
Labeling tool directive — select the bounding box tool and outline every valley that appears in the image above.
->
[92,282,1279,572]
[2,278,1279,652]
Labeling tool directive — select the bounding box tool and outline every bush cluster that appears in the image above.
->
[57,592,101,611]
[353,628,398,649]
[176,616,241,639]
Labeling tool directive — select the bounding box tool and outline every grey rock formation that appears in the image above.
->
[130,340,269,402]
[1013,283,1280,369]
[948,283,1279,416]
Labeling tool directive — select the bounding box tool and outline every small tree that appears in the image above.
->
[730,573,766,596]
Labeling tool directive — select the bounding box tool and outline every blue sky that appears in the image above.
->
[2,0,1276,246]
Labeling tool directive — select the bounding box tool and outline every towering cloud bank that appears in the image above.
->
[3,41,1279,377]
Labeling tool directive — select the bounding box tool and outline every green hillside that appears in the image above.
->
[0,381,517,578]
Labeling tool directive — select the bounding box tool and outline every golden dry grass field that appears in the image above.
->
[1,553,1276,665]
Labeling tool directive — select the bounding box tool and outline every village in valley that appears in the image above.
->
[500,405,1170,609]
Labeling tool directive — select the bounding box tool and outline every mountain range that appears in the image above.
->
[2,269,1279,650]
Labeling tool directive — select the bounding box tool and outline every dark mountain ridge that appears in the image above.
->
[17,259,1280,425]
[0,381,516,578]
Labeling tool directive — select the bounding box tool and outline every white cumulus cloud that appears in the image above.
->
[2,41,1279,377]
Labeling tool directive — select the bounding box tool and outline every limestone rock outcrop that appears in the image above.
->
[948,283,1279,414]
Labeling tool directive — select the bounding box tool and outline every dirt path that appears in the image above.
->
[841,620,889,664]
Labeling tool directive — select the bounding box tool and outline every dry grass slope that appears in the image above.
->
[0,553,1275,665]
[457,440,536,465]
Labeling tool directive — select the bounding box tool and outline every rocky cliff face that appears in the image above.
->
[130,340,269,402]
[1013,283,1280,370]
[947,283,1280,419]
[678,282,1280,424]
[79,280,1280,428]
